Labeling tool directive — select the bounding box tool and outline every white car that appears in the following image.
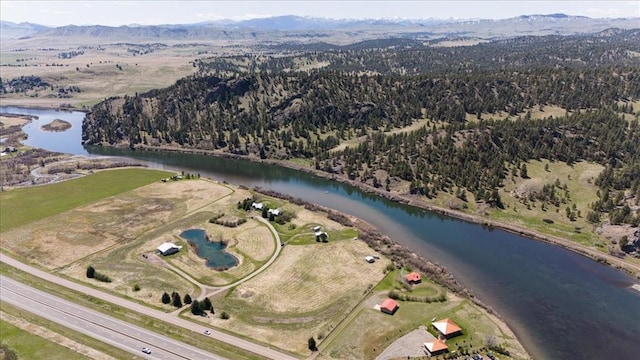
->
[203,330,211,335]
[142,347,151,354]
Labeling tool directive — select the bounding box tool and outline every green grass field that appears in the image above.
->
[0,320,90,360]
[0,168,172,232]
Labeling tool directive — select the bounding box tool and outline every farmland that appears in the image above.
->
[0,167,526,358]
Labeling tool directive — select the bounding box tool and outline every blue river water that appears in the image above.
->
[3,106,639,359]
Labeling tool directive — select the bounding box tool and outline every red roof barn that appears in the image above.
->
[380,298,399,315]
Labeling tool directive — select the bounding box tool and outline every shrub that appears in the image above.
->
[220,311,230,320]
[133,284,141,291]
[308,337,317,351]
[86,265,111,282]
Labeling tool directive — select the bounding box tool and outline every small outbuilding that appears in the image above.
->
[405,271,422,284]
[315,231,328,242]
[268,208,281,216]
[312,226,321,232]
[157,242,181,256]
[432,318,462,339]
[423,339,448,356]
[380,298,399,315]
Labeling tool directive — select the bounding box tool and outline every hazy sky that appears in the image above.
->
[1,1,639,26]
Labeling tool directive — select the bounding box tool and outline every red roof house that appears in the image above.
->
[380,298,399,315]
[405,271,422,284]
[423,339,448,355]
[432,318,462,338]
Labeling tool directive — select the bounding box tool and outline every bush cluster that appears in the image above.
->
[85,265,112,283]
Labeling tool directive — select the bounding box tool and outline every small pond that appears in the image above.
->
[179,229,238,269]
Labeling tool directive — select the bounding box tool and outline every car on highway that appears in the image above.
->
[203,330,211,335]
[142,347,151,354]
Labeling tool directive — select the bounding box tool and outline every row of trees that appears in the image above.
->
[161,291,214,311]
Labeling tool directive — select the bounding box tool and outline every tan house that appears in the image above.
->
[432,318,462,339]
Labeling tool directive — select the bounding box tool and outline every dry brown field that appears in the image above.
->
[199,239,389,355]
[1,42,216,108]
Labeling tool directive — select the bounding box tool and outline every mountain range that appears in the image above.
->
[2,14,639,44]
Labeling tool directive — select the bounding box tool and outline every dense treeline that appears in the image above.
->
[324,109,640,208]
[83,30,640,228]
[198,29,640,75]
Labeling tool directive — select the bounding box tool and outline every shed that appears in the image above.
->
[268,208,281,216]
[157,242,181,256]
[423,339,448,355]
[380,298,399,315]
[432,318,462,339]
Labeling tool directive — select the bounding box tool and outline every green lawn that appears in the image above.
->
[0,168,173,232]
[0,320,90,360]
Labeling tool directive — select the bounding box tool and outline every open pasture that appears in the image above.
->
[0,168,171,232]
[1,42,209,107]
[201,239,388,355]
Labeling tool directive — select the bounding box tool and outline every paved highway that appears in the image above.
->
[0,276,225,360]
[0,253,298,360]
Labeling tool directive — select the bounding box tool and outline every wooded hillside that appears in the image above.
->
[83,29,640,234]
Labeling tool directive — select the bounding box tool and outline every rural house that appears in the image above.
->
[423,339,448,356]
[251,202,264,210]
[405,271,422,284]
[432,318,462,339]
[157,242,181,256]
[380,298,399,315]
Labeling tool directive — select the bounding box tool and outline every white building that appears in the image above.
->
[157,242,181,256]
[252,202,264,210]
[268,208,281,216]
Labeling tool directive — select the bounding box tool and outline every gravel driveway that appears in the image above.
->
[375,325,435,360]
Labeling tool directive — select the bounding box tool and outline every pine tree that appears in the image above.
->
[172,292,182,308]
[86,265,95,278]
[190,300,202,315]
[203,297,213,312]
[161,292,171,304]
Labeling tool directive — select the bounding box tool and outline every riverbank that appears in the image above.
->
[123,144,640,280]
[252,187,530,359]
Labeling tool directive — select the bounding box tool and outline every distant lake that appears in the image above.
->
[0,106,88,155]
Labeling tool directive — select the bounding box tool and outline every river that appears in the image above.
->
[3,106,640,360]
